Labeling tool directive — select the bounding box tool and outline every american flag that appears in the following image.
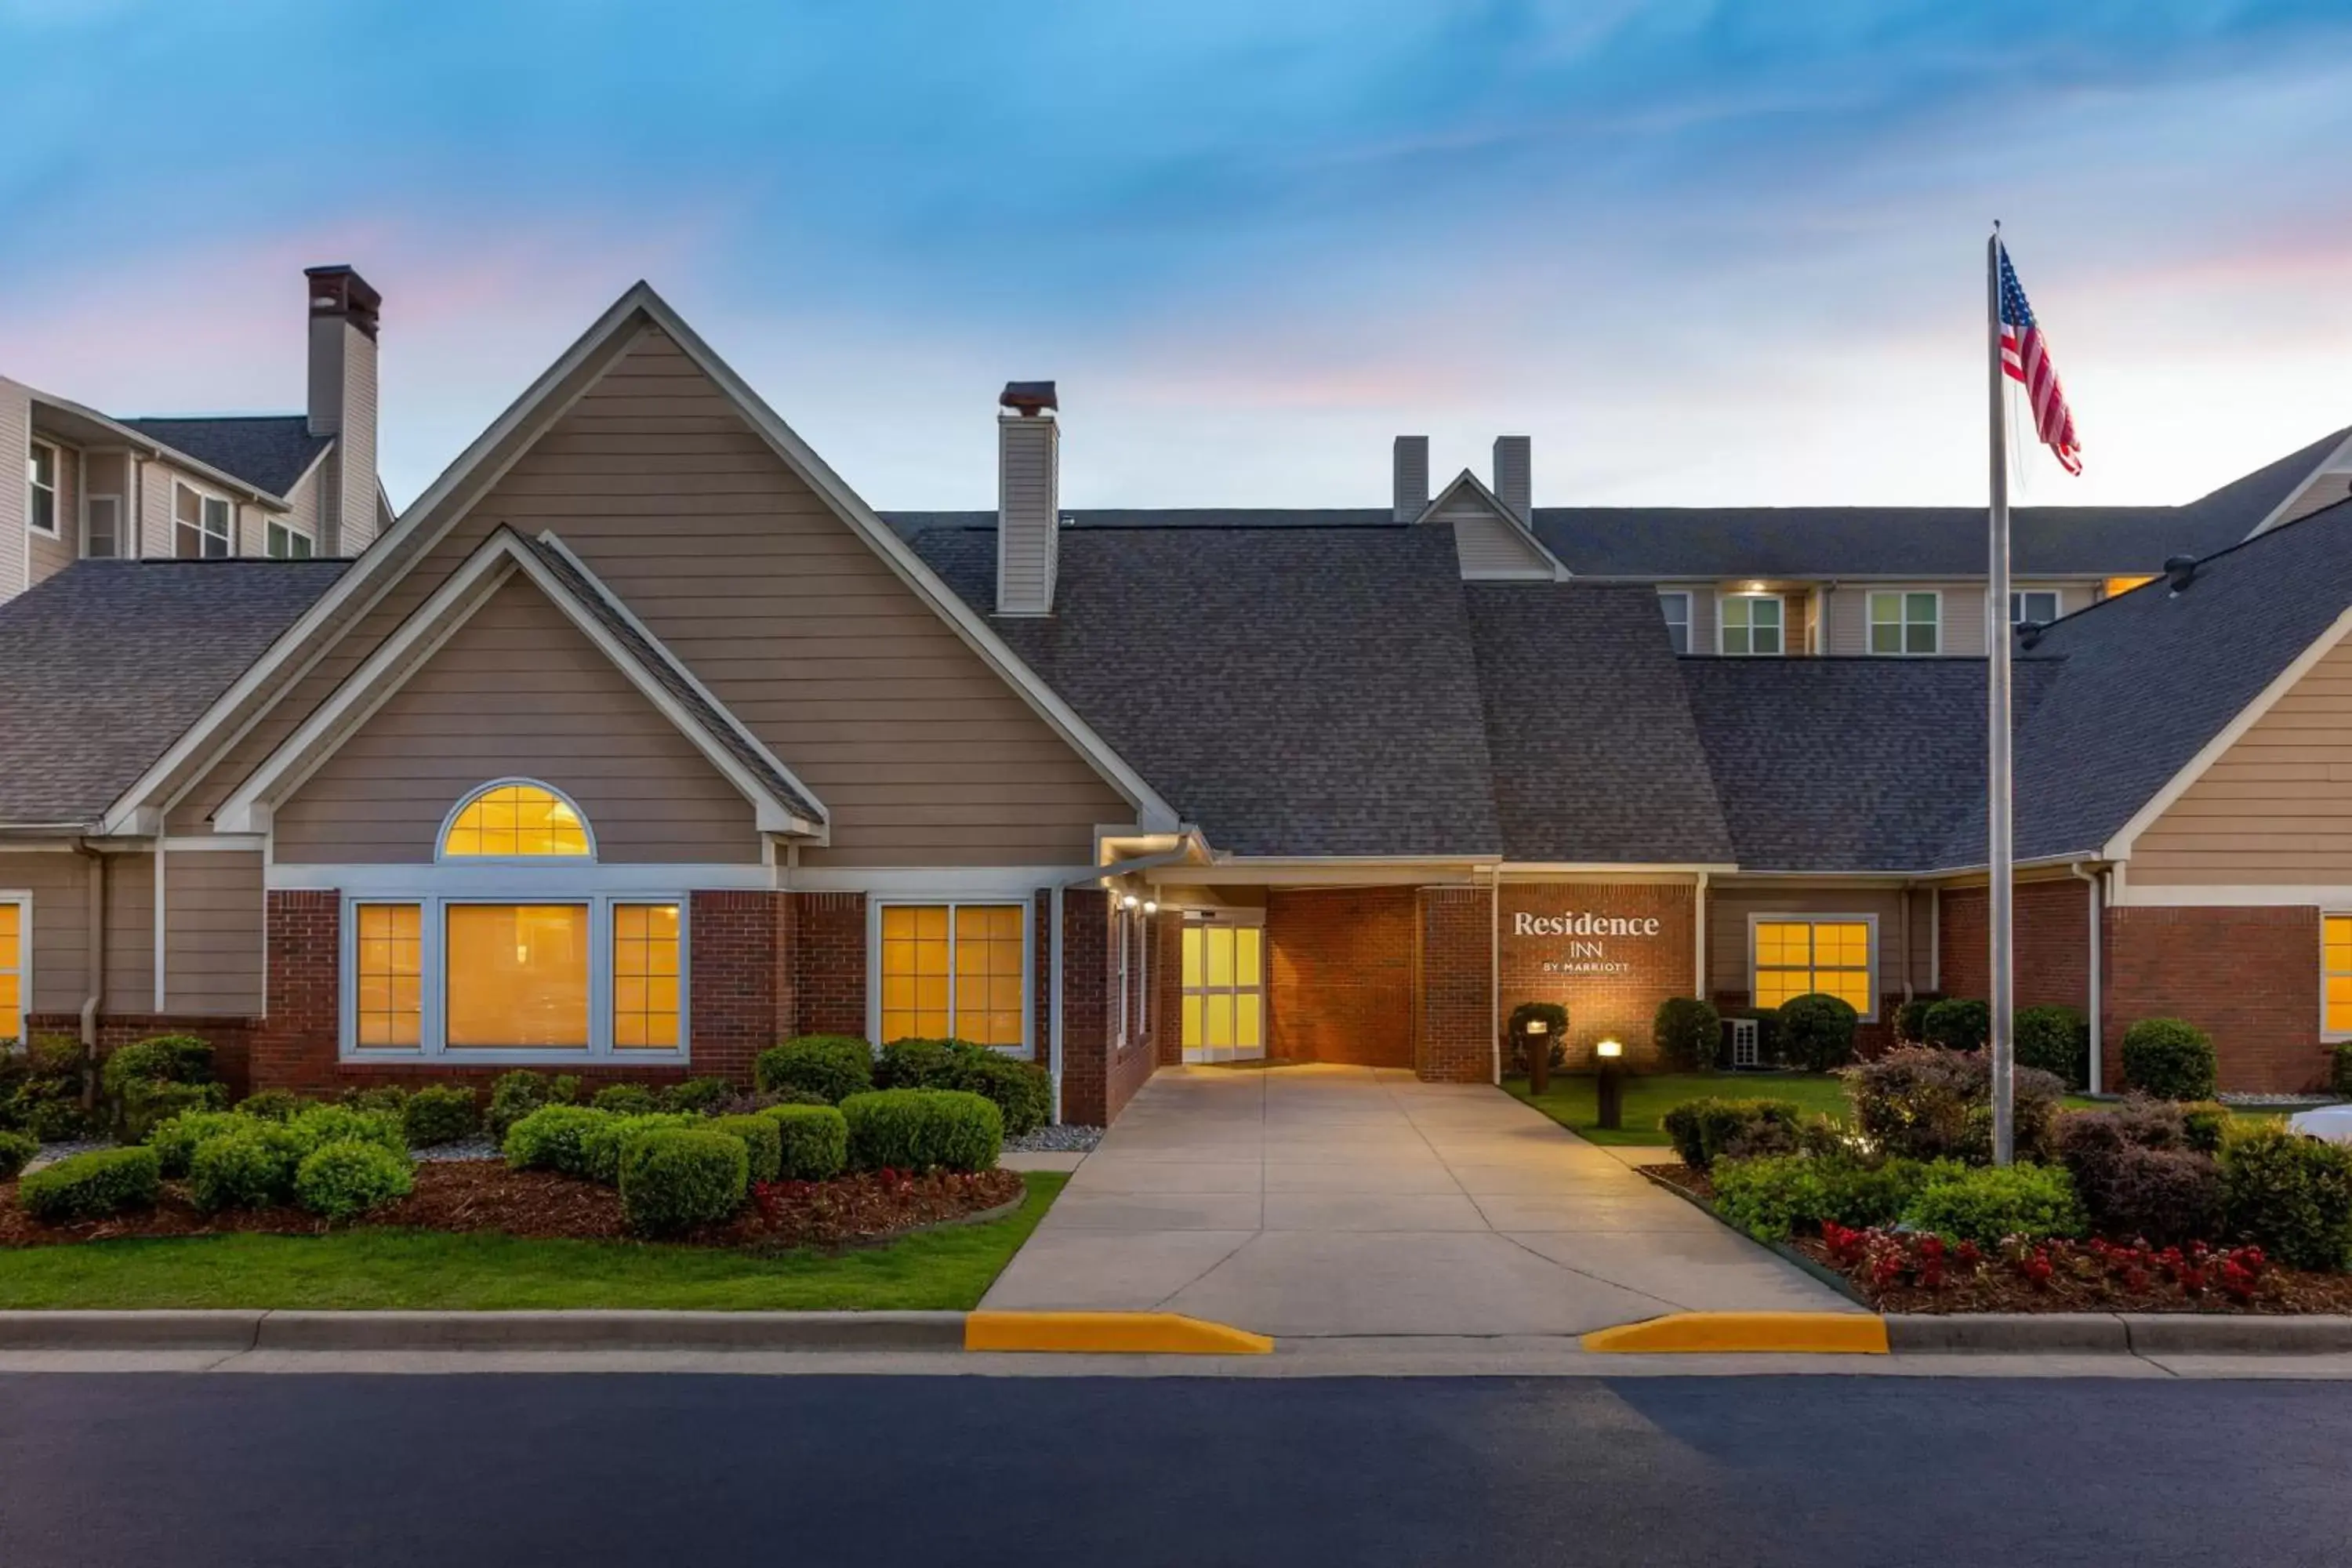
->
[1997,244,2082,475]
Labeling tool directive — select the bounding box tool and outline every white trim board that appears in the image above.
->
[274,861,775,895]
[2113,882,2352,909]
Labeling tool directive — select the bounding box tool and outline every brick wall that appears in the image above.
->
[2107,904,2323,1094]
[793,892,866,1037]
[1266,887,1415,1067]
[1500,883,1693,1070]
[24,1013,259,1098]
[688,890,790,1083]
[1057,887,1117,1126]
[1154,914,1185,1068]
[1938,880,2092,1013]
[1417,886,1494,1083]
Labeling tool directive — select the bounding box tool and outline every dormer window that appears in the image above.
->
[2011,590,2060,626]
[1720,593,1783,656]
[26,442,58,535]
[173,481,232,558]
[1868,591,1940,655]
[1657,590,1692,654]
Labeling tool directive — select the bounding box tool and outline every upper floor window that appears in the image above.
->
[1869,590,1940,655]
[85,495,123,558]
[267,519,314,559]
[173,481,231,558]
[26,442,59,535]
[2104,575,2156,599]
[2011,590,2060,626]
[1657,590,1692,655]
[440,782,593,860]
[1720,594,1782,656]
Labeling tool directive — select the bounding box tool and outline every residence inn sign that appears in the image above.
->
[1512,909,1664,977]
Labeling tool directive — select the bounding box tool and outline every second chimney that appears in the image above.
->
[1493,435,1531,523]
[1393,435,1429,522]
[306,263,382,556]
[996,381,1059,616]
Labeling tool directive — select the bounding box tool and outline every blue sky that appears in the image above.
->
[4,1,2350,511]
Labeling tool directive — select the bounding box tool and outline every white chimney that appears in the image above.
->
[305,264,381,556]
[1393,435,1429,522]
[1493,435,1531,523]
[996,381,1059,616]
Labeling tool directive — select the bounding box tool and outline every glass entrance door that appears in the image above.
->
[1181,920,1265,1064]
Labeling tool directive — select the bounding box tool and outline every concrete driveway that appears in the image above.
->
[983,1064,1854,1338]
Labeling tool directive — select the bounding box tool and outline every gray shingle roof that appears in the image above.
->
[913,524,1506,857]
[119,416,332,497]
[519,536,826,827]
[1463,583,1733,863]
[0,560,347,826]
[1994,499,2352,865]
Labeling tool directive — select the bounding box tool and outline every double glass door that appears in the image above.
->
[1181,920,1265,1063]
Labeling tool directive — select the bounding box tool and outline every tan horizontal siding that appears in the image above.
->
[2135,636,2352,884]
[0,850,154,1016]
[181,325,1131,866]
[164,850,263,1013]
[272,573,763,866]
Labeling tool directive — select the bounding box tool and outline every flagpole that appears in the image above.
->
[1986,226,2016,1167]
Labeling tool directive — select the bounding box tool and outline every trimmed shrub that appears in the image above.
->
[1846,1047,2064,1165]
[1777,993,1860,1073]
[1651,997,1720,1073]
[2015,1004,2090,1091]
[960,1054,1051,1138]
[762,1104,849,1181]
[662,1076,736,1116]
[619,1128,749,1237]
[591,1083,662,1116]
[1903,1162,2085,1244]
[716,1087,830,1117]
[840,1089,1002,1173]
[756,1036,874,1104]
[502,1105,609,1178]
[189,1126,307,1212]
[0,1128,36,1182]
[147,1109,246,1178]
[99,1034,214,1097]
[236,1088,310,1123]
[118,1079,228,1145]
[16,1146,161,1223]
[876,1037,987,1091]
[487,1071,569,1142]
[295,1139,415,1221]
[2122,1018,2217,1102]
[2180,1102,2230,1154]
[1711,1155,1933,1243]
[2221,1127,2352,1271]
[401,1086,479,1149]
[1660,1098,1802,1172]
[710,1113,782,1184]
[18,1091,94,1144]
[339,1085,410,1116]
[1921,998,1991,1052]
[291,1105,407,1159]
[2056,1102,2223,1246]
[2335,1041,2352,1097]
[1894,996,1938,1047]
[578,1112,700,1186]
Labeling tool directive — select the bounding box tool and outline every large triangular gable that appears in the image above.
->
[215,527,827,839]
[107,283,1179,838]
[1416,470,1570,582]
[2247,428,2352,539]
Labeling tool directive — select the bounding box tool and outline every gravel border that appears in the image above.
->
[1007,1123,1102,1154]
[411,1136,502,1164]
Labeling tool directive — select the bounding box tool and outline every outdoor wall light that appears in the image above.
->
[1142,900,1159,915]
[1595,1038,1626,1130]
[1121,894,1141,909]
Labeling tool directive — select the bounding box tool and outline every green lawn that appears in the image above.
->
[1506,1073,1857,1145]
[0,1173,1065,1312]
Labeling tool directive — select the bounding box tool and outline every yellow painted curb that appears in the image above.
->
[1581,1312,1889,1355]
[964,1311,1274,1356]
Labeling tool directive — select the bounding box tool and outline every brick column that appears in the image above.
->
[1416,884,1494,1083]
[1154,914,1185,1067]
[1057,887,1112,1126]
[688,891,793,1083]
[252,889,339,1095]
[793,892,866,1037]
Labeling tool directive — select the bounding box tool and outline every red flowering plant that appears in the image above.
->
[1817,1221,2273,1306]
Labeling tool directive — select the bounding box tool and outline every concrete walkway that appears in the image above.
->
[982,1064,1854,1338]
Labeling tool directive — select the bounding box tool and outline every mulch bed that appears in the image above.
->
[1637,1160,2352,1316]
[0,1163,1026,1254]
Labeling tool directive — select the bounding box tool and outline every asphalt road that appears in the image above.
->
[2,1374,2344,1566]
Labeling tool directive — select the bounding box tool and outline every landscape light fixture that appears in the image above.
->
[1595,1038,1625,1130]
[1523,1017,1552,1094]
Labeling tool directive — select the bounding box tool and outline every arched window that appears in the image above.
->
[439,781,593,860]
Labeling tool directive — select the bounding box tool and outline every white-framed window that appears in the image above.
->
[2325,915,2352,1040]
[1657,590,1693,655]
[1112,901,1152,1051]
[870,898,1032,1054]
[1750,914,1877,1020]
[85,495,123,559]
[2011,590,2060,626]
[1868,590,1940,655]
[0,893,28,1045]
[266,518,315,559]
[1720,593,1783,656]
[26,441,59,535]
[173,481,232,558]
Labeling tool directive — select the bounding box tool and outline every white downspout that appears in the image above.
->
[1693,871,1709,1000]
[1487,864,1501,1085]
[2071,862,2103,1095]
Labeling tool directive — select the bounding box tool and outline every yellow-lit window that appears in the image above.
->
[2104,575,2157,600]
[354,902,422,1048]
[441,782,590,859]
[879,902,1025,1048]
[0,901,24,1043]
[1754,920,1873,1015]
[445,904,590,1047]
[2325,916,2352,1036]
[613,903,682,1050]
